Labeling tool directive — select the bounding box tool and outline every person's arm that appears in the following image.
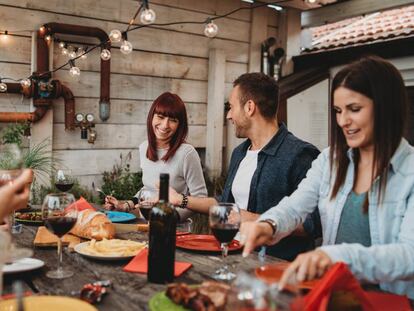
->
[240,149,328,256]
[0,169,32,220]
[169,188,218,214]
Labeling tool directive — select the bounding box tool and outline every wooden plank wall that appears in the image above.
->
[0,0,278,188]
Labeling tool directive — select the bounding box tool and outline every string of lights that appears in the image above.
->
[0,0,288,92]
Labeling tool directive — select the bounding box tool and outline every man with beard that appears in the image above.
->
[169,73,320,260]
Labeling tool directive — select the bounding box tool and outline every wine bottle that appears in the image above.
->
[148,173,177,283]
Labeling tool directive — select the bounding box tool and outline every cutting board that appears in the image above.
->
[34,226,82,252]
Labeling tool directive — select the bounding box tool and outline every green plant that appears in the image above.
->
[1,123,30,146]
[99,152,143,203]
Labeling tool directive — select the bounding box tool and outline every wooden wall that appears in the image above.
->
[0,0,278,188]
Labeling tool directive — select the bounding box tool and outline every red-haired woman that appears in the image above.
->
[104,92,207,221]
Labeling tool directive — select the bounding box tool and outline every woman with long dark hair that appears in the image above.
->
[104,92,207,220]
[240,56,414,298]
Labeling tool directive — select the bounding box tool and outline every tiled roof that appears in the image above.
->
[304,5,414,52]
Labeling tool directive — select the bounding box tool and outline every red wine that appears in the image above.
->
[55,182,74,192]
[45,216,77,237]
[140,204,153,221]
[148,174,177,284]
[211,224,239,244]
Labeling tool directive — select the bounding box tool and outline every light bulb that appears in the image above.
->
[140,8,156,25]
[61,48,69,56]
[77,47,87,59]
[120,40,133,54]
[109,29,122,43]
[69,50,77,59]
[0,82,7,92]
[204,21,218,38]
[59,41,65,48]
[45,35,52,41]
[69,66,80,77]
[100,49,111,61]
[20,78,31,87]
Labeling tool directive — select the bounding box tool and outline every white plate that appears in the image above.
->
[74,241,140,261]
[3,258,44,274]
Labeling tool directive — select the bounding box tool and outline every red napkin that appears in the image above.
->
[123,248,192,277]
[291,262,411,311]
[65,196,96,212]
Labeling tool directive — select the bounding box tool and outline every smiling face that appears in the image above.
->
[226,86,251,138]
[333,86,375,151]
[151,113,179,148]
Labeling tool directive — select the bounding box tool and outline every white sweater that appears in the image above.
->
[137,141,207,220]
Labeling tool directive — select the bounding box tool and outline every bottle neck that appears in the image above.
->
[159,179,169,202]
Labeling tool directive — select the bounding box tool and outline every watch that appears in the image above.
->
[259,219,277,236]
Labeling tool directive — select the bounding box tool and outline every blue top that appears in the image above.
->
[259,138,414,298]
[335,191,371,247]
[219,123,320,260]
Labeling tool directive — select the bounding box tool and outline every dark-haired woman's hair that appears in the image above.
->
[330,55,408,206]
[146,92,188,162]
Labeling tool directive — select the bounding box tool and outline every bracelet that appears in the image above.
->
[259,219,277,236]
[123,201,133,212]
[180,193,188,209]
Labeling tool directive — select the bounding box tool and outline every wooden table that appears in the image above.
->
[3,224,283,310]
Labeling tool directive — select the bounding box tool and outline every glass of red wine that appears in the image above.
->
[209,202,241,281]
[55,169,74,192]
[42,192,77,279]
[137,189,158,221]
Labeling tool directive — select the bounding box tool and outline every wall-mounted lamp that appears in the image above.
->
[74,113,97,144]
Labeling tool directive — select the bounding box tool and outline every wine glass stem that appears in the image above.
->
[57,238,63,274]
[221,243,229,271]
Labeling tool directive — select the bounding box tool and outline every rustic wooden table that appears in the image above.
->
[3,224,283,310]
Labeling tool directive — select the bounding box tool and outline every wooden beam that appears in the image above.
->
[279,8,301,77]
[205,49,226,178]
[302,0,414,28]
[248,6,268,72]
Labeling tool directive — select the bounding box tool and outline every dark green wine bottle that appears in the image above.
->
[147,173,177,283]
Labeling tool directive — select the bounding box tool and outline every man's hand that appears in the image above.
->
[0,169,32,220]
[239,221,274,257]
[278,249,333,290]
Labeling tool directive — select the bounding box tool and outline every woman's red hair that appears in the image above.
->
[146,92,188,162]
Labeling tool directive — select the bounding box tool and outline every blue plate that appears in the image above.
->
[105,211,136,223]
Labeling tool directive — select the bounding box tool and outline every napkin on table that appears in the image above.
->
[123,248,192,277]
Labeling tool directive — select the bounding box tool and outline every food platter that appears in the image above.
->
[74,240,146,261]
[15,211,43,225]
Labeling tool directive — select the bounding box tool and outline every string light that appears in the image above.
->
[120,32,133,55]
[267,4,283,11]
[1,30,9,41]
[0,81,7,93]
[100,49,111,61]
[68,46,77,59]
[68,60,80,77]
[77,47,88,59]
[0,1,288,84]
[109,29,122,43]
[20,78,31,87]
[204,19,219,38]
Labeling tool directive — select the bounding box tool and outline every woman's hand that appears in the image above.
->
[103,195,119,210]
[239,221,274,257]
[278,249,333,290]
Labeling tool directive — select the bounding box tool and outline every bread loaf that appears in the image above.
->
[71,209,115,240]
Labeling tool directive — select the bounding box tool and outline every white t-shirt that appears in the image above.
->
[231,148,260,210]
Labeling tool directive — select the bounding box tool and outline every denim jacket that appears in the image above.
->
[259,138,414,298]
[219,124,320,260]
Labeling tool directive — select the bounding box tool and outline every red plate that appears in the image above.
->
[176,234,242,252]
[255,262,320,289]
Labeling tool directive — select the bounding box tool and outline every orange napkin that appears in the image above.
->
[123,248,192,277]
[291,262,411,311]
[65,196,96,212]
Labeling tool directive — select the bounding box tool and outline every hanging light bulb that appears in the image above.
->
[77,47,88,59]
[109,29,122,43]
[100,48,111,61]
[61,47,69,56]
[1,30,9,41]
[58,41,65,48]
[120,32,133,55]
[20,78,31,87]
[69,60,81,77]
[140,8,156,25]
[39,26,46,33]
[0,81,7,93]
[204,19,218,38]
[69,48,77,59]
[45,35,52,42]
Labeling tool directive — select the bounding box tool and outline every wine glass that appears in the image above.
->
[0,143,24,234]
[137,188,158,221]
[209,202,241,281]
[42,193,77,279]
[54,169,74,192]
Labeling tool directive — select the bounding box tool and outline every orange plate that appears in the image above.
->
[176,234,242,252]
[255,262,320,289]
